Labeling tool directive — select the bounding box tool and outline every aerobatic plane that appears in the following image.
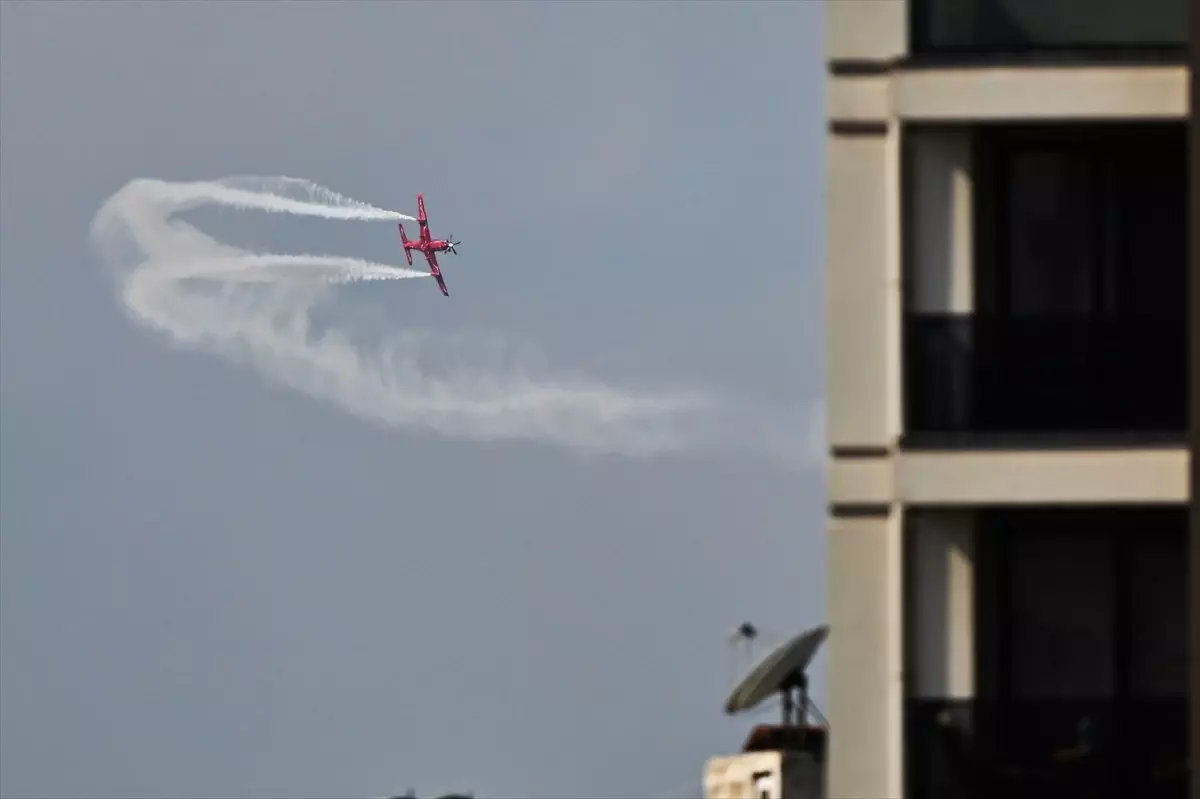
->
[398,193,460,297]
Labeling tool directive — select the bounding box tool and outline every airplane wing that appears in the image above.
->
[424,250,449,297]
[417,193,432,242]
[397,223,413,265]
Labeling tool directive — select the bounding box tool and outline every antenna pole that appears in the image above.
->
[797,672,809,727]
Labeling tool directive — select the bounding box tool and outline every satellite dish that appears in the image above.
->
[723,624,828,726]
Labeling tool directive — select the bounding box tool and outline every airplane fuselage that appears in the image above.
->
[403,239,454,254]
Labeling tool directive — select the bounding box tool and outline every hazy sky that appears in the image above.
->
[0,3,826,797]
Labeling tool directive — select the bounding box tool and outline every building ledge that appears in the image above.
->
[828,60,1188,129]
[830,434,1188,508]
[898,446,1187,505]
[894,62,1187,121]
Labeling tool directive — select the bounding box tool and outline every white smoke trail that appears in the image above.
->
[88,176,766,458]
[127,175,415,222]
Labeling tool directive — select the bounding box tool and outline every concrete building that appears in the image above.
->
[824,1,1190,797]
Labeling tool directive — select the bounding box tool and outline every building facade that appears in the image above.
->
[824,1,1190,797]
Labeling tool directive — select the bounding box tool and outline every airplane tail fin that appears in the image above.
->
[398,223,413,266]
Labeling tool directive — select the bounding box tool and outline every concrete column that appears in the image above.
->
[826,0,907,59]
[825,0,907,451]
[827,512,904,799]
[907,511,975,700]
[907,129,974,316]
[826,129,898,450]
[826,3,909,796]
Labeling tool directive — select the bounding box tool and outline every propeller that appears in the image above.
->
[446,235,461,255]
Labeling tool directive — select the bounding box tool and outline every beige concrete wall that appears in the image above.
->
[827,65,1188,126]
[825,0,906,62]
[824,7,908,799]
[705,751,782,799]
[829,448,1190,508]
[897,448,1189,505]
[829,454,893,507]
[828,73,891,126]
[704,750,825,799]
[895,65,1188,121]
[826,512,904,798]
[825,129,899,451]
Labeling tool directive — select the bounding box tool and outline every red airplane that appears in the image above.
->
[398,193,460,297]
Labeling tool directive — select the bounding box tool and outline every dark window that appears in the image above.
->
[903,124,1187,444]
[1008,531,1116,699]
[988,510,1189,799]
[1128,537,1188,699]
[998,130,1186,320]
[1005,151,1098,316]
[905,508,1189,799]
[911,0,1186,56]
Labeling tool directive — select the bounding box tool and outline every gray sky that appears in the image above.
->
[0,3,826,797]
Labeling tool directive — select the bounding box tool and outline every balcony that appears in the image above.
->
[902,122,1186,447]
[903,313,1186,445]
[910,0,1186,59]
[904,508,1189,799]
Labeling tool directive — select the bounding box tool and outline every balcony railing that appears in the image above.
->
[910,0,1186,56]
[903,313,1186,443]
[906,698,1188,799]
